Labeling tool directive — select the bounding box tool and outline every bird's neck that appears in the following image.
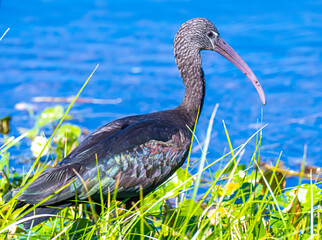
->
[175,50,205,127]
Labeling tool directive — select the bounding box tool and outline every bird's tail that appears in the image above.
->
[19,203,71,229]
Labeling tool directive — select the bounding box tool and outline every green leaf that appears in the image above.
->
[285,184,322,212]
[68,218,91,239]
[162,199,202,236]
[253,219,267,239]
[0,152,9,171]
[144,168,193,213]
[55,124,82,159]
[55,124,81,140]
[163,167,193,196]
[128,216,155,239]
[178,199,203,217]
[254,184,263,198]
[36,105,65,127]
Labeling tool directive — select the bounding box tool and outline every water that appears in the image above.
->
[0,0,321,186]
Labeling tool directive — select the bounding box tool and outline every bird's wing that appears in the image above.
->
[15,117,138,205]
[66,117,142,159]
[17,119,190,205]
[14,163,86,206]
[73,119,190,201]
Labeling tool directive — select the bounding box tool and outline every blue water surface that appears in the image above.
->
[0,0,321,186]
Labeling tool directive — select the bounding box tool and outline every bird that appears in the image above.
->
[6,17,266,229]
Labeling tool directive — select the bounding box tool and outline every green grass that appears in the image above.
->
[0,67,322,239]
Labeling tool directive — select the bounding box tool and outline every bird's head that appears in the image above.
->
[174,17,266,105]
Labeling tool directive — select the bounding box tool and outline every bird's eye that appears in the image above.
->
[207,32,214,38]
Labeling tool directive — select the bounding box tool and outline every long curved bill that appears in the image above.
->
[214,37,266,105]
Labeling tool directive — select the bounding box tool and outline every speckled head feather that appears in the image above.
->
[174,17,219,56]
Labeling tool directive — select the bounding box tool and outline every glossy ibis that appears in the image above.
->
[7,17,266,229]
